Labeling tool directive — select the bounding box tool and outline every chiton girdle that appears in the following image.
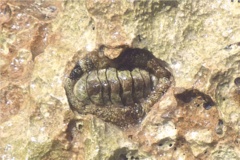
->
[64,48,172,127]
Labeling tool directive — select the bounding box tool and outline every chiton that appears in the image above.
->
[64,48,172,127]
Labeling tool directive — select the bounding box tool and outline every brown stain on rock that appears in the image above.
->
[30,23,51,60]
[0,85,24,123]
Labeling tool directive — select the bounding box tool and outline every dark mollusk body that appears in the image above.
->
[65,48,172,126]
[73,68,159,106]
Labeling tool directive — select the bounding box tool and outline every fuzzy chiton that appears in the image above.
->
[64,48,172,127]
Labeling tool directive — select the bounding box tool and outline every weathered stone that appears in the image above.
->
[1,0,240,159]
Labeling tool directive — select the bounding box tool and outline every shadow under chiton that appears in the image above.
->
[64,48,172,127]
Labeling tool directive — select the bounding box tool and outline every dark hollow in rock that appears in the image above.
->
[156,138,174,149]
[109,147,140,160]
[64,48,172,127]
[215,119,224,135]
[234,77,240,87]
[65,120,77,141]
[218,119,224,126]
[118,154,128,160]
[175,89,215,109]
[203,102,213,110]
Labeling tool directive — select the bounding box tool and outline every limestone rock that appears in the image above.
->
[0,0,240,159]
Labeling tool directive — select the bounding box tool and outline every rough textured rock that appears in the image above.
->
[0,0,240,159]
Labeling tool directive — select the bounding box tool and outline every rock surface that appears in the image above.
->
[0,0,240,159]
